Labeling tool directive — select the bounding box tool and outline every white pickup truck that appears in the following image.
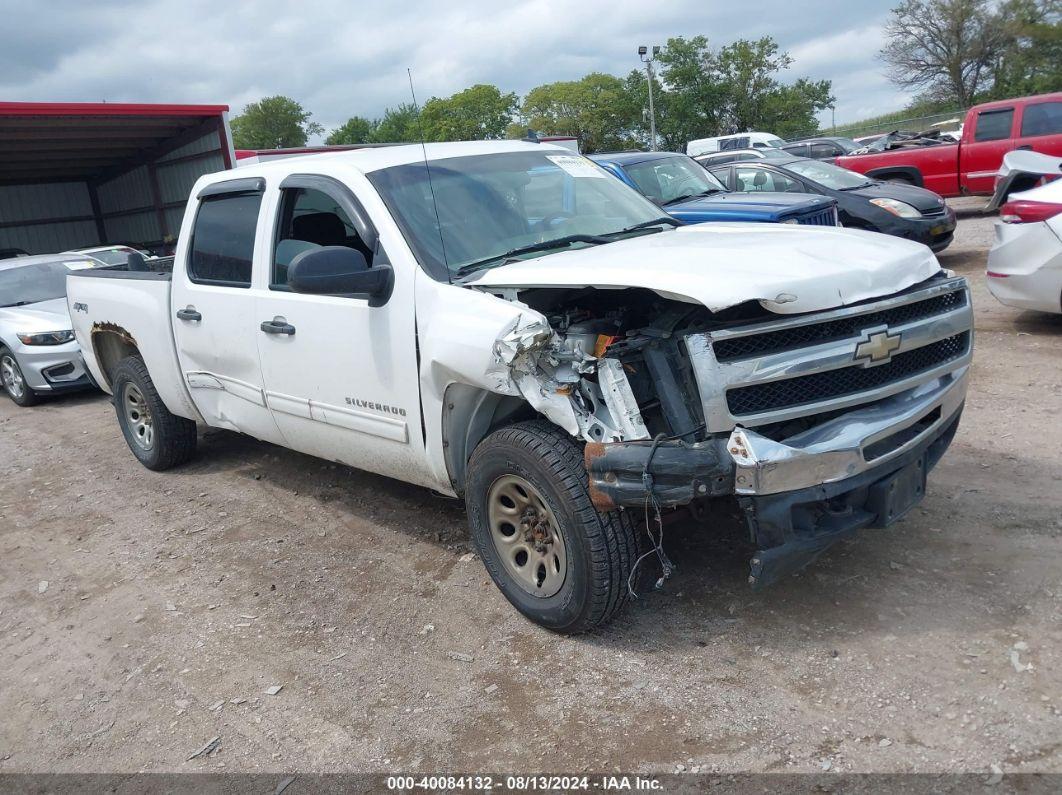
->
[68,141,973,633]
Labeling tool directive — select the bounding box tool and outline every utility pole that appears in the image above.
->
[638,45,660,151]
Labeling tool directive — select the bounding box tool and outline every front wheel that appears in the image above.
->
[465,420,640,633]
[0,347,39,407]
[112,355,197,470]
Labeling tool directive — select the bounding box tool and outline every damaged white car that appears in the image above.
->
[67,141,973,633]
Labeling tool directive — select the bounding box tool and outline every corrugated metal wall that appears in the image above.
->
[0,182,98,253]
[1,127,227,254]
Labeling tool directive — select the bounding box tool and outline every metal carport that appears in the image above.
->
[0,103,233,254]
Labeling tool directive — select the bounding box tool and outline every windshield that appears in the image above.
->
[624,156,726,205]
[763,137,786,148]
[0,259,95,307]
[784,159,873,190]
[83,248,132,265]
[368,150,669,277]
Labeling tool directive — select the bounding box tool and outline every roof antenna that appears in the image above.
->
[407,67,450,277]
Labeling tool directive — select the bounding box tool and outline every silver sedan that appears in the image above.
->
[0,254,99,406]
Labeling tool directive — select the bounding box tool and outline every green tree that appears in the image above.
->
[990,0,1062,98]
[230,95,324,149]
[420,84,518,141]
[326,116,377,145]
[520,73,640,153]
[373,103,422,143]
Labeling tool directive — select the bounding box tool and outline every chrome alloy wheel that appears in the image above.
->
[122,381,154,451]
[1,354,25,399]
[487,474,567,598]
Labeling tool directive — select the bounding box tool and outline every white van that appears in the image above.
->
[686,132,785,157]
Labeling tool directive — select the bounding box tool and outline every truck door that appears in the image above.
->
[962,106,1016,194]
[253,175,426,482]
[1013,99,1062,157]
[170,178,286,445]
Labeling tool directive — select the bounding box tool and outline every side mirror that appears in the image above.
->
[126,251,148,272]
[287,246,392,303]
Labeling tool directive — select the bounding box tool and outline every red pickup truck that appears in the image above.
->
[835,93,1062,198]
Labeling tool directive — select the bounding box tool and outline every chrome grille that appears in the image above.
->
[685,277,974,433]
[713,289,966,362]
[726,332,970,416]
[794,207,838,226]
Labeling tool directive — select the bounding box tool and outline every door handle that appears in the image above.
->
[176,307,202,322]
[260,318,296,335]
[1016,145,1033,151]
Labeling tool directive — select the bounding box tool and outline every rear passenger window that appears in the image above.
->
[809,143,839,159]
[189,193,262,287]
[272,187,369,289]
[974,109,1014,142]
[782,143,809,157]
[1021,102,1062,137]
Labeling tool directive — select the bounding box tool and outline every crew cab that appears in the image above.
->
[590,151,839,226]
[67,141,972,633]
[836,92,1062,197]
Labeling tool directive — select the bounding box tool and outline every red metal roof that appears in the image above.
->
[0,102,229,117]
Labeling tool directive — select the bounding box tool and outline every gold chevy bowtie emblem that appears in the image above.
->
[855,329,902,365]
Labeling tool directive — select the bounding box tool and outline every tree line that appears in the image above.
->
[231,34,834,153]
[231,4,1061,155]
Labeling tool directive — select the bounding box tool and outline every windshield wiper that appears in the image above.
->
[455,234,609,278]
[606,217,682,235]
[0,300,34,308]
[664,190,721,205]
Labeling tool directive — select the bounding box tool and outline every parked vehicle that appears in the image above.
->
[987,178,1062,315]
[0,248,29,261]
[781,137,862,159]
[74,245,155,266]
[692,148,793,168]
[686,132,784,157]
[0,253,100,406]
[590,152,839,226]
[705,155,957,252]
[835,92,1062,196]
[987,149,1062,211]
[68,141,972,633]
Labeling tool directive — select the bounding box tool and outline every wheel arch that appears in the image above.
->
[90,324,141,392]
[864,165,925,187]
[441,383,535,495]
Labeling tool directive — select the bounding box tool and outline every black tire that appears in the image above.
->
[885,176,914,186]
[465,420,639,634]
[0,347,39,407]
[112,355,197,470]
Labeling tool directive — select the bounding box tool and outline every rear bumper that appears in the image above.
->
[986,220,1062,314]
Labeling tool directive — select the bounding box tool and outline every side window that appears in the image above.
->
[272,187,369,290]
[1020,102,1062,137]
[782,143,808,157]
[189,192,262,287]
[974,108,1015,142]
[708,167,731,188]
[735,167,799,192]
[809,143,839,159]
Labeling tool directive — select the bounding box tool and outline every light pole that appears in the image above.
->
[639,45,660,151]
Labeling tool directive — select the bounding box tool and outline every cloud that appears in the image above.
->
[0,0,914,140]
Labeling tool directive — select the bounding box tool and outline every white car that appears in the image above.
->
[74,245,154,266]
[0,253,99,406]
[686,132,784,158]
[987,178,1062,315]
[67,140,972,632]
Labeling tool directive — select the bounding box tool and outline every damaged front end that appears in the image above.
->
[480,273,973,589]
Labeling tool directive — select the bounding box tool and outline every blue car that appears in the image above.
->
[589,151,839,227]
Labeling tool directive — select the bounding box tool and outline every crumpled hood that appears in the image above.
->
[0,297,72,332]
[467,223,940,315]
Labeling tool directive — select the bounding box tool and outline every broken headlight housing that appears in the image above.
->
[16,330,75,346]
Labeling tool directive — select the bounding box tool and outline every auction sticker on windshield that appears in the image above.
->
[547,155,607,178]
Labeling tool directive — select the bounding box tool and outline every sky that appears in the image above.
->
[1,0,912,140]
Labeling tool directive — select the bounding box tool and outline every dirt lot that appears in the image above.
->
[1,203,1060,778]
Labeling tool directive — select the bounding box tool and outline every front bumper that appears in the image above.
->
[11,341,92,392]
[899,209,956,252]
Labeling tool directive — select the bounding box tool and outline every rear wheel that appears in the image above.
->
[112,355,197,470]
[0,347,39,407]
[465,420,639,633]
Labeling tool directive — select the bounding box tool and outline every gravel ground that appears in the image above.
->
[1,205,1060,777]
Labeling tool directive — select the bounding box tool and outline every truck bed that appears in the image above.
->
[66,269,201,422]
